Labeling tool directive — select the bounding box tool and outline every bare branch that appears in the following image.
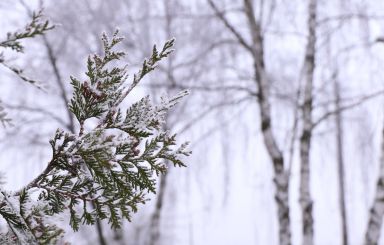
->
[207,0,253,54]
[312,89,384,129]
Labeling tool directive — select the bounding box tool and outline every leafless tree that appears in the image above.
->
[207,0,292,243]
[298,0,317,243]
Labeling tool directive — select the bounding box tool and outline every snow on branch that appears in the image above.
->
[0,30,190,244]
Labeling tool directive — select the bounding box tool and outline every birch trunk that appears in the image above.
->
[299,0,317,244]
[243,0,291,244]
[208,0,292,243]
[365,122,384,244]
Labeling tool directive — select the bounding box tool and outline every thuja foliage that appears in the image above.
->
[0,11,190,245]
[0,9,53,90]
[0,10,53,127]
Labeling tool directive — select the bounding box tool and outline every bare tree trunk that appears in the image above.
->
[365,122,384,244]
[333,73,349,245]
[243,0,291,243]
[299,0,317,244]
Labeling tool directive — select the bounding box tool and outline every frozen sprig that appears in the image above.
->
[0,31,190,244]
[117,38,176,105]
[0,9,54,52]
[0,9,53,90]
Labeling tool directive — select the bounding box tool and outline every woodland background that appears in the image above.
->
[1,0,384,244]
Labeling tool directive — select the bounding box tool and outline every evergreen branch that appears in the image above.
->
[0,9,54,90]
[119,38,176,103]
[0,9,54,52]
[0,31,190,243]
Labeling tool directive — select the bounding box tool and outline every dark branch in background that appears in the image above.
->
[2,102,67,126]
[178,96,252,134]
[148,83,257,96]
[317,13,384,25]
[0,61,43,90]
[207,0,253,54]
[0,102,12,127]
[332,71,349,245]
[190,101,250,148]
[42,35,75,132]
[312,89,384,129]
